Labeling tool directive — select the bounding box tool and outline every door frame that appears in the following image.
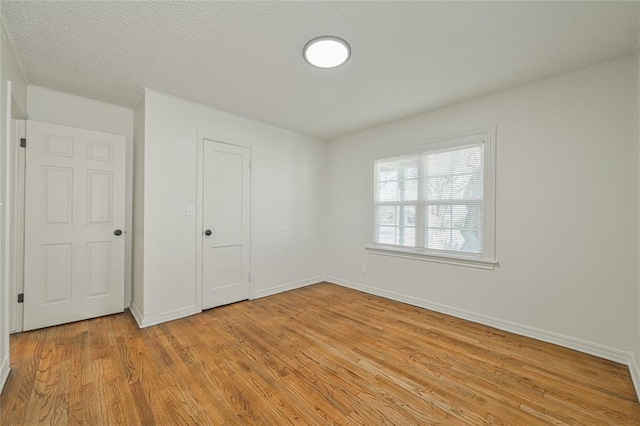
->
[195,132,253,311]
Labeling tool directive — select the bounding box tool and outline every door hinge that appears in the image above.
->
[20,138,26,148]
[17,293,24,303]
[248,272,251,282]
[249,161,252,170]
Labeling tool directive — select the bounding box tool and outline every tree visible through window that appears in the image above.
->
[374,141,485,256]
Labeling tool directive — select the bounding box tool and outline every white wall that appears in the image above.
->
[132,89,325,326]
[1,26,25,117]
[0,15,28,393]
[26,86,134,307]
[326,56,637,360]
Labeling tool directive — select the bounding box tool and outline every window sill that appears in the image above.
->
[365,245,498,270]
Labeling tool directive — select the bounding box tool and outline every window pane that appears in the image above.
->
[426,205,451,228]
[401,179,418,201]
[377,226,396,244]
[401,206,416,226]
[427,176,452,200]
[453,204,482,253]
[398,227,415,247]
[451,174,471,199]
[378,161,397,182]
[452,229,481,253]
[452,204,481,229]
[427,151,452,176]
[401,158,419,179]
[426,228,451,251]
[377,206,396,226]
[379,181,397,201]
[454,174,483,200]
[452,146,482,174]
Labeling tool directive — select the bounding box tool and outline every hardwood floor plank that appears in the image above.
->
[128,381,156,425]
[64,323,84,425]
[24,327,63,425]
[1,283,639,425]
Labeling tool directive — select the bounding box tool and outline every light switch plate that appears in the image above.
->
[186,204,195,216]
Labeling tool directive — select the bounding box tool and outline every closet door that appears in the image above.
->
[201,139,251,310]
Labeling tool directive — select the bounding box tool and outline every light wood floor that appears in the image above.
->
[1,283,639,425]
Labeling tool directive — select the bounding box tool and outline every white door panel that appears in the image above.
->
[202,140,250,310]
[23,120,125,331]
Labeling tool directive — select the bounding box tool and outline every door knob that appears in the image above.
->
[204,229,212,236]
[114,229,123,236]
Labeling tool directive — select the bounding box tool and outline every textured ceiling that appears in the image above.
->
[2,1,639,140]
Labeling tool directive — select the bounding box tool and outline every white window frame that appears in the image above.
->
[366,126,497,270]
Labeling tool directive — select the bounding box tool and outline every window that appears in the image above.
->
[367,127,496,269]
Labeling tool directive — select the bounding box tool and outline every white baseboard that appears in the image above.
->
[130,302,200,329]
[0,356,10,395]
[630,354,640,402]
[252,276,324,299]
[326,275,639,401]
[128,275,324,328]
[129,300,144,328]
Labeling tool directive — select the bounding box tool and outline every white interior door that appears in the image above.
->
[202,140,250,310]
[10,119,26,333]
[23,120,126,331]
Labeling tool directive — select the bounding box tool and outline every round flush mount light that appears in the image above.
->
[303,36,351,69]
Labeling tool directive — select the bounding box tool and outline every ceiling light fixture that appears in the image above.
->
[303,36,351,69]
